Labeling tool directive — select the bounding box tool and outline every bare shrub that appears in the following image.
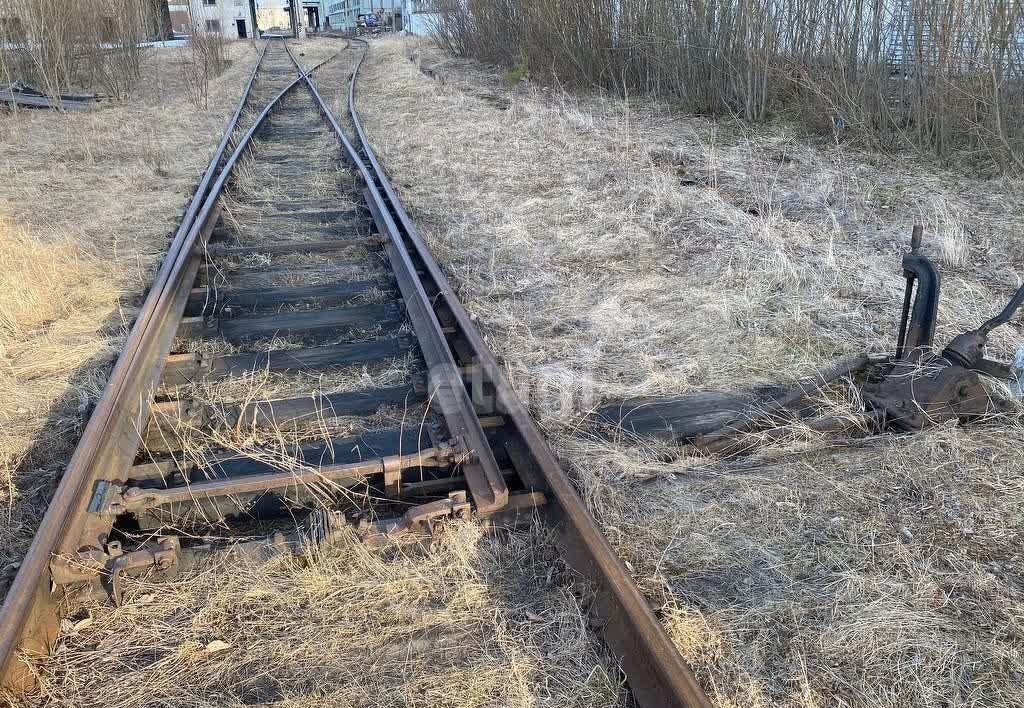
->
[0,0,82,96]
[181,56,210,109]
[79,0,150,98]
[434,0,1024,172]
[0,0,150,98]
[181,31,228,109]
[194,29,228,74]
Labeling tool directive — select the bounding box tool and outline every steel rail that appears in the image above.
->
[0,39,341,689]
[328,38,715,708]
[284,41,509,514]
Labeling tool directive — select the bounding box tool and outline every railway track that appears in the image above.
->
[0,36,712,708]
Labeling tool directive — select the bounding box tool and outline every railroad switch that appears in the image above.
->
[602,225,1023,453]
[690,225,1023,453]
[860,224,1023,432]
[104,538,180,607]
[50,537,181,606]
[55,438,478,606]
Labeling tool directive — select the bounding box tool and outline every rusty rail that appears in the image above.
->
[0,38,342,689]
[301,37,715,708]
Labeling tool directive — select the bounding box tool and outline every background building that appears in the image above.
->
[168,0,435,37]
[174,0,258,38]
[301,1,322,30]
[325,0,406,32]
[169,0,307,38]
[255,1,294,33]
[167,3,191,34]
[326,0,369,32]
[403,0,438,35]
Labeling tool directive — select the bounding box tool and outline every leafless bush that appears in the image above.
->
[79,0,150,98]
[434,0,1024,172]
[0,0,82,96]
[182,31,228,109]
[194,30,228,75]
[0,0,150,98]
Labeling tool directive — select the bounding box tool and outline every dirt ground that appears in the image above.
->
[4,37,624,708]
[353,37,1024,708]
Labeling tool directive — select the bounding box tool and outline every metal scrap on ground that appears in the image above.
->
[0,82,97,111]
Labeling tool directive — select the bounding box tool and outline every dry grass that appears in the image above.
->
[167,352,417,403]
[353,37,1024,707]
[152,355,424,458]
[0,42,261,592]
[29,522,624,708]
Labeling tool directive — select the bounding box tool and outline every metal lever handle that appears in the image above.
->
[979,283,1024,335]
[944,283,1024,370]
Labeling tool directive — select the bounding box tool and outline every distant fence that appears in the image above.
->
[432,0,1024,172]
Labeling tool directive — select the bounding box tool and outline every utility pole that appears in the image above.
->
[249,0,259,37]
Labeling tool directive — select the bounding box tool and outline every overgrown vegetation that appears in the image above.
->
[182,31,229,108]
[0,0,153,98]
[30,522,624,708]
[433,0,1024,172]
[0,39,624,707]
[355,38,1024,706]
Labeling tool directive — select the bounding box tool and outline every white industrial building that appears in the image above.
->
[404,0,439,35]
[322,0,438,35]
[167,0,437,39]
[170,0,257,38]
[170,0,302,39]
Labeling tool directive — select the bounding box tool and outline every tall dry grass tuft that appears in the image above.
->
[434,0,1024,172]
